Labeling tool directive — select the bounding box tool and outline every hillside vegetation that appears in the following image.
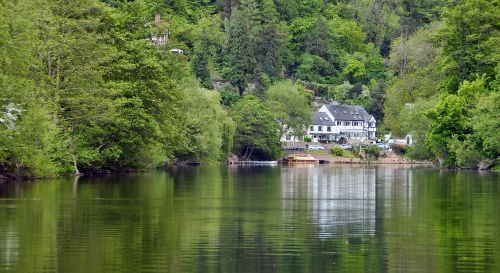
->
[0,0,498,176]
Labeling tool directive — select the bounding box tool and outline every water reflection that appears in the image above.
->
[281,166,376,239]
[0,166,498,273]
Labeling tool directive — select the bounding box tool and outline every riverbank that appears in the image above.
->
[288,150,435,165]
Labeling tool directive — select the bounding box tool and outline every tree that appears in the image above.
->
[0,0,64,177]
[223,6,257,94]
[437,0,500,91]
[425,77,488,166]
[232,96,281,160]
[176,81,235,162]
[191,15,225,89]
[192,32,213,89]
[384,22,443,135]
[265,80,312,139]
[256,0,285,80]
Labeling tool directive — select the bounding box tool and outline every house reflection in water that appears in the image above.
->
[280,166,414,239]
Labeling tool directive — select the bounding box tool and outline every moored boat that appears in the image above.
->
[283,154,319,164]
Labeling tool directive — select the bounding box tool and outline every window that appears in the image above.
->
[318,126,323,131]
[310,126,314,131]
[327,126,331,132]
[337,121,342,126]
[346,121,351,126]
[286,135,292,140]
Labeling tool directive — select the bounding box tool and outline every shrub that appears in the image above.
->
[365,145,380,159]
[391,144,407,155]
[303,136,312,142]
[405,144,433,160]
[331,147,344,156]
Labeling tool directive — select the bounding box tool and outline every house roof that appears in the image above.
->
[325,104,373,122]
[312,111,335,126]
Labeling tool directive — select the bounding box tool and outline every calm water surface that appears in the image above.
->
[0,165,498,273]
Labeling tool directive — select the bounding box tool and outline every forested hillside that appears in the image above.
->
[0,0,498,177]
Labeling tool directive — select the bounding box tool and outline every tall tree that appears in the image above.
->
[223,4,258,94]
[265,81,312,139]
[0,0,62,177]
[437,0,500,91]
[232,96,281,160]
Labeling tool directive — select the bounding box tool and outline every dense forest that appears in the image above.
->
[0,0,498,177]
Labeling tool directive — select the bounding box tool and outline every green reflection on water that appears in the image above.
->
[0,166,498,273]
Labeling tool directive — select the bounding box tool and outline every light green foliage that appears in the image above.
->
[343,59,367,82]
[398,99,436,160]
[384,22,443,135]
[177,81,235,163]
[449,137,485,169]
[331,147,344,156]
[1,0,499,175]
[296,54,333,84]
[0,0,63,177]
[265,80,312,139]
[470,91,500,159]
[437,0,500,90]
[425,93,469,165]
[232,96,281,160]
[330,81,353,102]
[425,77,496,167]
[365,145,380,159]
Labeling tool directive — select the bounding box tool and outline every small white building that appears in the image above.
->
[282,103,376,143]
[169,48,184,55]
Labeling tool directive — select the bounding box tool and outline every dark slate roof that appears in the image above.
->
[312,111,335,126]
[325,104,373,122]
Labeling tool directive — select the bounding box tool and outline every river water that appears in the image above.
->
[0,165,498,273]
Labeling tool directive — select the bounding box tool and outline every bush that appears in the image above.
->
[303,136,312,142]
[391,144,407,155]
[405,143,433,160]
[331,147,344,156]
[218,85,240,106]
[365,145,380,159]
[450,137,484,169]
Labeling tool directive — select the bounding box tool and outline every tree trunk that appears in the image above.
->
[72,155,80,176]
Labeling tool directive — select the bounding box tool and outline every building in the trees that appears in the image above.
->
[150,13,169,46]
[169,48,184,55]
[282,103,376,143]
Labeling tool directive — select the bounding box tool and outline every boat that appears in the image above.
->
[283,154,319,164]
[232,160,278,165]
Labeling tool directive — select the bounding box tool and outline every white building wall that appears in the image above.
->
[285,105,377,142]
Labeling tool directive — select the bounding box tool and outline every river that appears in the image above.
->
[0,165,498,273]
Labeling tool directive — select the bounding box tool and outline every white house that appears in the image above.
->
[282,103,376,143]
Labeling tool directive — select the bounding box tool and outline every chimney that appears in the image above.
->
[155,12,161,26]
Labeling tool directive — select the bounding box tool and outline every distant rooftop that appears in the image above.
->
[326,104,372,122]
[312,112,335,126]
